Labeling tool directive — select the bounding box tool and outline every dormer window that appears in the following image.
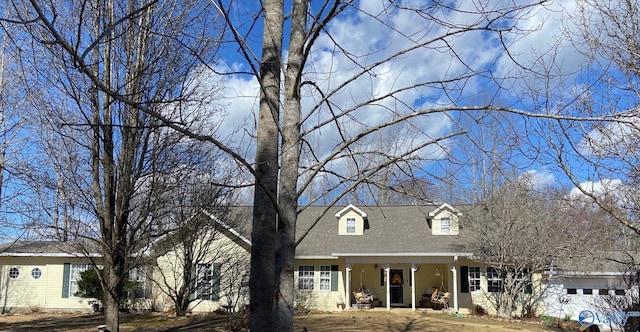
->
[428,203,462,235]
[346,218,356,234]
[335,204,367,235]
[440,217,451,234]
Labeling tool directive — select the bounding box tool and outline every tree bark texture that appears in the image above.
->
[275,0,307,330]
[250,0,282,330]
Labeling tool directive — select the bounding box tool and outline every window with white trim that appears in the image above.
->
[346,218,356,234]
[440,217,451,234]
[31,267,42,279]
[468,266,480,291]
[8,267,19,279]
[69,264,89,297]
[128,267,148,299]
[298,266,314,290]
[319,266,331,291]
[196,263,220,301]
[487,267,502,293]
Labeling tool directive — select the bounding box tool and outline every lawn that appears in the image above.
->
[0,309,583,331]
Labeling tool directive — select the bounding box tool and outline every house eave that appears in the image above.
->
[296,255,339,260]
[547,270,632,277]
[0,252,101,258]
[332,252,474,257]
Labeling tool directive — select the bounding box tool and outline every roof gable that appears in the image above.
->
[429,203,463,217]
[334,204,368,218]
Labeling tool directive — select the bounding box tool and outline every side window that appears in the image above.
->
[346,218,356,234]
[468,266,481,291]
[69,264,89,297]
[196,263,221,301]
[298,266,314,290]
[319,266,331,291]
[8,267,19,280]
[487,267,502,293]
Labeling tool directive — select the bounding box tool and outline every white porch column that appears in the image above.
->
[451,256,459,312]
[411,264,418,311]
[385,266,390,311]
[346,266,352,308]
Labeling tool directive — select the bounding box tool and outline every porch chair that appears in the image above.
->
[430,288,439,302]
[432,292,450,310]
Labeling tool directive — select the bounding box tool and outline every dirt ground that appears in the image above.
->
[0,309,582,332]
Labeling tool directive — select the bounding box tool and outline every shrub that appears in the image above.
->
[473,305,487,316]
[29,304,42,314]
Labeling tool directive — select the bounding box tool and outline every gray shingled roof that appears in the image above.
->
[295,205,468,257]
[0,240,100,256]
[0,205,468,259]
[224,205,468,257]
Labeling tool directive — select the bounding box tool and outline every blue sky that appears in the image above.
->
[204,0,630,203]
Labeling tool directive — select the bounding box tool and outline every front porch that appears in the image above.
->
[342,256,462,312]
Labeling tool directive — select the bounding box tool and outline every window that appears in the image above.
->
[566,288,577,295]
[516,269,533,294]
[599,289,609,296]
[69,264,89,297]
[468,267,481,292]
[128,267,148,299]
[615,289,626,296]
[487,267,502,293]
[8,267,19,279]
[298,266,314,290]
[31,268,42,279]
[583,289,593,295]
[346,218,356,234]
[196,263,220,301]
[320,266,331,291]
[440,217,451,234]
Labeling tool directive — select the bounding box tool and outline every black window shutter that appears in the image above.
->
[212,263,222,301]
[460,266,469,293]
[331,265,339,291]
[62,263,71,298]
[524,281,533,294]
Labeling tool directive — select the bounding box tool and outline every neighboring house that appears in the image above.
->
[0,203,632,322]
[0,241,102,313]
[151,210,251,313]
[543,254,639,331]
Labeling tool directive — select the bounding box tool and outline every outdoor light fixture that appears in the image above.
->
[435,267,440,277]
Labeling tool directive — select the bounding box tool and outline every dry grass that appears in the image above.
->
[0,309,582,331]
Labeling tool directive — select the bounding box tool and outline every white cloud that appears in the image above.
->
[579,118,640,157]
[210,1,596,191]
[519,169,556,189]
[568,179,624,201]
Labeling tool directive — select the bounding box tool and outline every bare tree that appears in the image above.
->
[4,1,223,330]
[543,0,640,236]
[0,4,30,240]
[240,2,558,330]
[149,159,248,318]
[463,175,584,318]
[152,208,250,318]
[9,1,639,331]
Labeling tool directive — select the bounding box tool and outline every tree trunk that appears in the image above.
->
[103,264,121,332]
[250,0,283,330]
[275,0,307,330]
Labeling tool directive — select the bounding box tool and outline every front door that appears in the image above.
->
[390,269,404,304]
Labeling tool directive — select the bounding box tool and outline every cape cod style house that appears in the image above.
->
[0,203,636,330]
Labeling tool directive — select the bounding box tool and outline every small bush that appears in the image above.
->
[29,304,43,314]
[473,305,487,316]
